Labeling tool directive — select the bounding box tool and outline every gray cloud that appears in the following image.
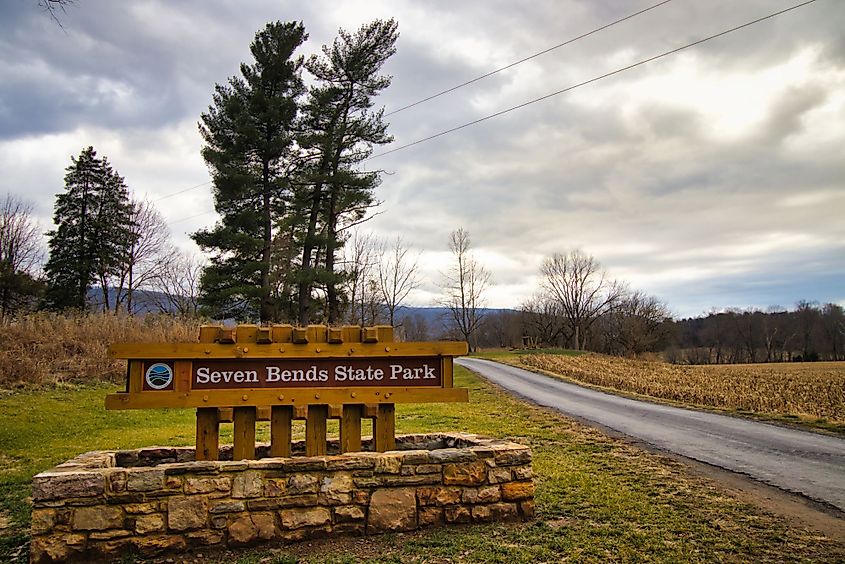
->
[1,0,842,317]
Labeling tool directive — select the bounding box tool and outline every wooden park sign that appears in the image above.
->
[107,324,468,461]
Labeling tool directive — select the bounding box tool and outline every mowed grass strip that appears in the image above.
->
[1,368,843,563]
[517,353,845,433]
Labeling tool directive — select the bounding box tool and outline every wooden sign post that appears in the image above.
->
[106,324,468,461]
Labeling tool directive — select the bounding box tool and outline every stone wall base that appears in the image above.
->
[30,433,534,563]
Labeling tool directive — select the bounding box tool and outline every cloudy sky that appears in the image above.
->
[1,0,843,318]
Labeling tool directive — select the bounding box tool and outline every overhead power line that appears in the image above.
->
[166,0,817,226]
[155,179,212,202]
[385,0,676,117]
[169,210,216,226]
[369,0,819,161]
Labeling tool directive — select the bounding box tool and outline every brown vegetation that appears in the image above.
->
[0,313,200,389]
[521,353,845,423]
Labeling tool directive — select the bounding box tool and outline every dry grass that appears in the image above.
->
[0,312,201,389]
[520,353,845,423]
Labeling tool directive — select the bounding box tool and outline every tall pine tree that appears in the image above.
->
[294,19,398,324]
[44,146,133,311]
[193,21,307,322]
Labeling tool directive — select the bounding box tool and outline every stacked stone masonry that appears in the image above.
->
[30,433,534,563]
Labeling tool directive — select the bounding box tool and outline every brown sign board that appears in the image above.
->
[108,328,468,411]
[144,357,443,390]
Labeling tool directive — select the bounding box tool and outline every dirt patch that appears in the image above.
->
[0,453,22,477]
[0,511,11,531]
[670,452,845,541]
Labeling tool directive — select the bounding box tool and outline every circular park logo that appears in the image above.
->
[145,363,173,390]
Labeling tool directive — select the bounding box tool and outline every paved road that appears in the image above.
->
[457,357,845,512]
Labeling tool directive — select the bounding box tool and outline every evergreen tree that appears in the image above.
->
[295,19,398,324]
[44,146,133,311]
[193,21,307,322]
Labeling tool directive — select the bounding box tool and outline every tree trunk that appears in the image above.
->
[260,160,273,323]
[325,186,339,324]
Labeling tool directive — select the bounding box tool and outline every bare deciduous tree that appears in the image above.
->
[377,236,420,326]
[439,228,490,352]
[113,199,173,314]
[342,230,382,326]
[520,293,570,348]
[149,250,204,317]
[0,195,43,321]
[541,249,624,350]
[39,0,75,28]
[614,290,671,357]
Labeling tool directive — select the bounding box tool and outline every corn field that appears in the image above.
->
[521,353,845,422]
[0,313,201,389]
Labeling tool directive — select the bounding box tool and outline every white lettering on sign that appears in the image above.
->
[390,364,437,380]
[196,366,259,384]
[335,365,384,382]
[191,358,441,389]
[266,366,328,382]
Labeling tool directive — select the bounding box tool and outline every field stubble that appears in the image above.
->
[0,312,200,389]
[520,353,845,424]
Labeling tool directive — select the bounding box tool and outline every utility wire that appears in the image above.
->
[166,0,817,225]
[385,0,676,117]
[155,180,212,202]
[370,0,818,160]
[169,210,216,226]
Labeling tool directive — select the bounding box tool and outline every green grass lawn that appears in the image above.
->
[1,368,843,563]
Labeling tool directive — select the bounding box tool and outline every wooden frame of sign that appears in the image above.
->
[106,324,468,461]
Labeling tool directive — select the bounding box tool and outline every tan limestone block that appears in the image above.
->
[134,534,187,557]
[108,470,127,493]
[418,506,443,527]
[471,502,518,522]
[30,532,86,562]
[416,486,462,507]
[501,481,535,501]
[126,469,166,492]
[227,512,275,545]
[186,529,225,546]
[252,512,276,540]
[88,529,132,540]
[286,473,320,495]
[72,505,123,531]
[279,506,331,530]
[513,465,533,480]
[462,485,501,504]
[30,509,56,535]
[444,505,471,524]
[494,447,531,466]
[231,470,263,498]
[32,472,104,501]
[487,467,512,484]
[185,476,232,495]
[167,496,208,531]
[414,464,442,475]
[443,461,487,486]
[264,477,286,497]
[334,504,366,522]
[123,502,158,515]
[367,487,417,533]
[135,513,165,535]
[374,453,403,474]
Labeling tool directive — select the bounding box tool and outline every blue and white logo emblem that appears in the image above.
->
[145,363,173,390]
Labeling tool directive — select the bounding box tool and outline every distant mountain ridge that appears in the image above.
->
[84,288,514,324]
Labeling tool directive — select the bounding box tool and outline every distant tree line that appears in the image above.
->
[665,302,844,364]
